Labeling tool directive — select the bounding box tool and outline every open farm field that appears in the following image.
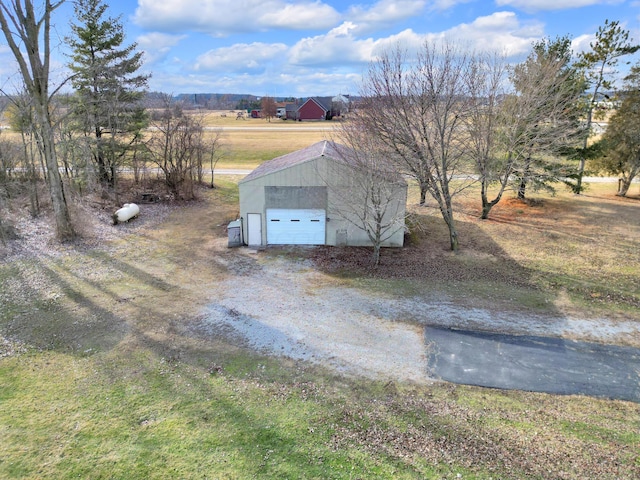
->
[0,165,639,478]
[214,129,331,168]
[200,110,337,168]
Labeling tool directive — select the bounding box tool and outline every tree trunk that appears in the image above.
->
[446,217,458,251]
[575,157,585,194]
[21,131,40,217]
[481,200,492,220]
[480,181,492,220]
[35,105,75,241]
[28,163,40,218]
[517,157,532,200]
[372,243,381,267]
[419,184,427,205]
[575,102,594,195]
[617,177,632,196]
[480,178,505,220]
[438,200,458,251]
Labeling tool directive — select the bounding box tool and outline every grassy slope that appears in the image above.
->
[1,178,639,478]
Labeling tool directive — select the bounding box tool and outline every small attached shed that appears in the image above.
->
[238,141,407,248]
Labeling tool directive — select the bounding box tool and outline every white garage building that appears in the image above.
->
[238,141,407,248]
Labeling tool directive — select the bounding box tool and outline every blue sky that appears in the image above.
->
[2,0,640,96]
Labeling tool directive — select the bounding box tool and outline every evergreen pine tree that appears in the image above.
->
[66,0,149,188]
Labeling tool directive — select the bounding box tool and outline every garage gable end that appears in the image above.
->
[298,98,328,121]
[239,141,407,248]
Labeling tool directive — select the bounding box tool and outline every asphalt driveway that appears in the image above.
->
[425,327,640,402]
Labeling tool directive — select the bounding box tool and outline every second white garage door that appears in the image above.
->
[266,208,326,245]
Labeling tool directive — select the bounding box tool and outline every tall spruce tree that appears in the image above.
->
[66,0,148,188]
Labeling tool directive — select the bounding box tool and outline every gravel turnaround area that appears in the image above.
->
[193,246,640,384]
[197,248,429,383]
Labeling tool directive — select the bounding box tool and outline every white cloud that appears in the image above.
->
[147,68,357,96]
[495,0,619,11]
[259,2,340,29]
[431,0,474,9]
[571,33,595,54]
[137,32,187,65]
[288,11,542,68]
[133,0,340,35]
[347,0,427,31]
[441,11,544,56]
[288,22,376,66]
[266,70,360,96]
[194,42,288,72]
[370,28,427,56]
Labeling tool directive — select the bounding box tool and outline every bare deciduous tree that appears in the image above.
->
[260,96,277,122]
[463,52,509,219]
[2,94,42,216]
[355,42,476,250]
[207,130,224,188]
[146,97,207,200]
[0,0,75,240]
[329,131,407,266]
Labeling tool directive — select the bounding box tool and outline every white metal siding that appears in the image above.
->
[266,209,325,245]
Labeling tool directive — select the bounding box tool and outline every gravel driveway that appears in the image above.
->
[194,247,640,384]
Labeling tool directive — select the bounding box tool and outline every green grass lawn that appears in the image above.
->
[3,345,638,479]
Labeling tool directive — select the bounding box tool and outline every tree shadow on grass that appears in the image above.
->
[0,249,186,356]
[0,262,129,354]
[310,212,542,301]
[99,325,374,479]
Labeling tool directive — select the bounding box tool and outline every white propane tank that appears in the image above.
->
[113,203,140,224]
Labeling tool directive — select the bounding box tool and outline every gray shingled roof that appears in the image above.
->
[240,140,337,183]
[239,140,407,185]
[307,96,332,111]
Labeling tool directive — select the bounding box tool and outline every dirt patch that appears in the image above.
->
[0,335,27,358]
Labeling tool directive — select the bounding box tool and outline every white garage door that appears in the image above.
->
[266,209,326,245]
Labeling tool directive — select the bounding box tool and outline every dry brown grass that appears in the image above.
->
[453,183,640,315]
[215,129,330,168]
[311,180,640,323]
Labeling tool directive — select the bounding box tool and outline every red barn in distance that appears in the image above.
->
[285,95,350,121]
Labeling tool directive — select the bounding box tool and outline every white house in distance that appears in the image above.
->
[238,140,407,247]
